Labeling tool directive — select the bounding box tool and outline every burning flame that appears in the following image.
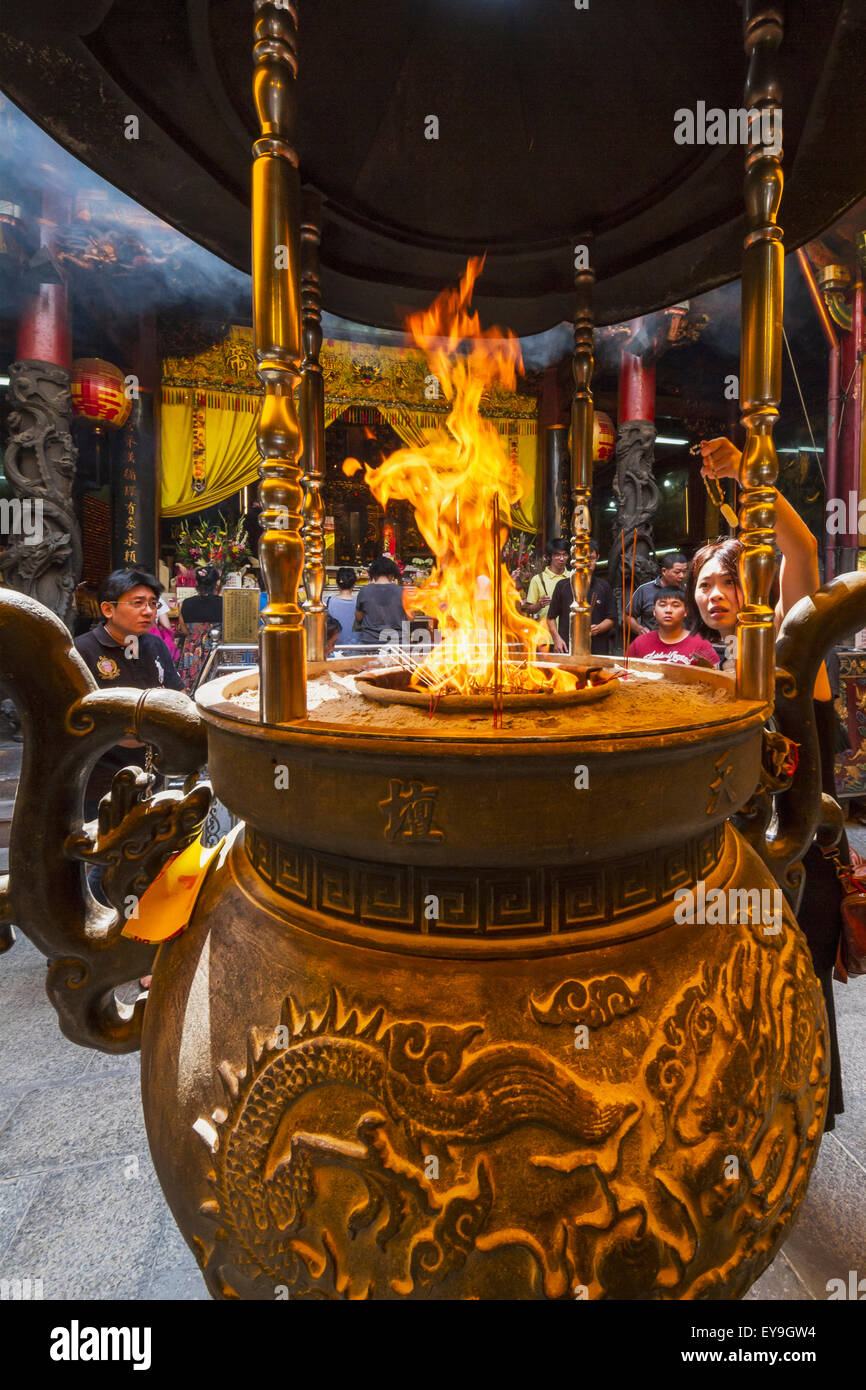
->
[354,259,579,697]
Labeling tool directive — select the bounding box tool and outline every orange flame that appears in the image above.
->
[361,259,577,696]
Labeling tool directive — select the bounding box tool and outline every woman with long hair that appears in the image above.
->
[693,437,849,1130]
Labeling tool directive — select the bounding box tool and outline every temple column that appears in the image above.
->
[542,426,569,557]
[110,315,157,574]
[3,183,81,623]
[300,188,326,663]
[737,1,784,705]
[251,0,306,722]
[608,323,659,622]
[838,276,864,577]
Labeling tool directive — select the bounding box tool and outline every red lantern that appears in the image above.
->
[592,409,616,465]
[70,358,132,431]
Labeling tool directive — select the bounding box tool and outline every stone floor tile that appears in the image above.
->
[84,1047,142,1078]
[0,971,92,1092]
[0,1157,165,1300]
[0,1074,148,1178]
[144,1207,209,1300]
[745,1250,813,1300]
[0,1091,27,1136]
[778,1134,866,1300]
[145,1262,210,1301]
[0,927,47,975]
[0,1173,43,1263]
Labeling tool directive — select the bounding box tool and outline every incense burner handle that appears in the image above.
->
[0,589,210,1052]
[736,572,866,907]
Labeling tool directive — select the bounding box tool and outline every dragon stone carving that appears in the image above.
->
[1,360,82,623]
[608,419,660,617]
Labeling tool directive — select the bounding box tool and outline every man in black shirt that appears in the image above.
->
[546,541,617,656]
[75,568,185,817]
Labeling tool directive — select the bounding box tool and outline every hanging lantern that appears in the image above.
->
[70,358,132,431]
[592,409,616,465]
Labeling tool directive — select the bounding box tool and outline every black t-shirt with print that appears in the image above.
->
[548,575,617,654]
[74,623,185,807]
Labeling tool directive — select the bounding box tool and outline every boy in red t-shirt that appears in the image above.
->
[628,590,719,667]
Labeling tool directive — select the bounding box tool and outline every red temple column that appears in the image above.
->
[16,185,71,368]
[618,325,656,423]
[608,318,659,627]
[5,180,80,621]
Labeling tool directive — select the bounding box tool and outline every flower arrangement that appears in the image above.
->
[175,513,252,576]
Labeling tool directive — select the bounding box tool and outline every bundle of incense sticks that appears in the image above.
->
[621,526,638,672]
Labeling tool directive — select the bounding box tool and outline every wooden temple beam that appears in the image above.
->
[737,1,784,705]
[251,0,306,723]
[300,187,326,664]
[569,245,595,657]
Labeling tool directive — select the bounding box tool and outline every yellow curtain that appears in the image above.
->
[160,389,261,518]
[322,402,540,533]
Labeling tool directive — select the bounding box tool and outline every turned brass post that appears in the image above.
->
[252,0,306,722]
[300,188,327,663]
[737,3,784,704]
[570,249,595,656]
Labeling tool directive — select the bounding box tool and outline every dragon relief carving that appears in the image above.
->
[193,911,826,1300]
[194,989,639,1299]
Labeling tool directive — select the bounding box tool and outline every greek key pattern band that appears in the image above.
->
[245,824,725,938]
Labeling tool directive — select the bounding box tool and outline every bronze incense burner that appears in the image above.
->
[3,592,864,1299]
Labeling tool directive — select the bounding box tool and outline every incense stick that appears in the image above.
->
[621,527,627,664]
[625,526,638,673]
[492,496,503,729]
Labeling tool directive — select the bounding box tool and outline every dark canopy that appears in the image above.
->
[2,0,865,332]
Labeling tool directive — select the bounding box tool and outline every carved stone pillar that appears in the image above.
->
[608,420,660,623]
[300,188,326,663]
[569,256,595,657]
[252,0,306,722]
[737,2,784,704]
[1,360,80,623]
[609,324,658,625]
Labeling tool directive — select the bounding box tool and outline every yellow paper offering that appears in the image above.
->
[120,835,222,945]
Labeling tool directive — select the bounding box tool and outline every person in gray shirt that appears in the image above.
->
[355,556,408,644]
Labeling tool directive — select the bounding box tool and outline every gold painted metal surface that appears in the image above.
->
[300,188,327,663]
[737,3,783,704]
[252,0,307,723]
[0,589,209,1050]
[142,803,827,1300]
[569,254,595,657]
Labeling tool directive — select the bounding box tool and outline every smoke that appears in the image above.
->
[0,95,250,321]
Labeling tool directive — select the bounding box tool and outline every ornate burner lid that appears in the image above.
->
[354,664,619,711]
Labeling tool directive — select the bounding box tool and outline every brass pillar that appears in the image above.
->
[737,3,783,704]
[569,252,595,657]
[300,188,327,663]
[252,0,306,723]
